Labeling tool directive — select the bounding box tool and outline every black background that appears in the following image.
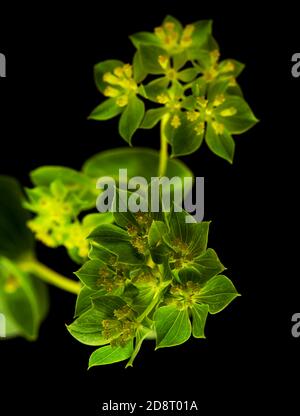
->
[0,1,299,414]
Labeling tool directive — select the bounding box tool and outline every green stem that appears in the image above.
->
[158,114,169,177]
[19,260,81,295]
[137,293,160,323]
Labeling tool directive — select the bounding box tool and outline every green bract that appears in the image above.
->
[90,15,258,162]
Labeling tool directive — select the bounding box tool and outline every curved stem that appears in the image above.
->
[19,260,81,295]
[158,114,169,177]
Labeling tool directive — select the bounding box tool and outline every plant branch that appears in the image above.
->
[158,114,169,177]
[19,260,81,294]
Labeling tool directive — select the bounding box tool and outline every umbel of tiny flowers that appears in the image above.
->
[89,15,258,163]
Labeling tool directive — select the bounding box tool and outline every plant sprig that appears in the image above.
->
[90,15,258,163]
[0,15,257,368]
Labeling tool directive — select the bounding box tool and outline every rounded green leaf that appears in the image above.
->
[141,108,169,129]
[88,340,133,367]
[154,304,191,348]
[166,116,205,157]
[197,275,240,314]
[139,45,167,75]
[191,20,213,48]
[94,59,124,94]
[130,32,161,48]
[118,96,145,144]
[82,147,193,188]
[191,303,209,338]
[215,96,258,134]
[205,123,235,163]
[89,98,123,121]
[144,77,169,102]
[67,306,108,346]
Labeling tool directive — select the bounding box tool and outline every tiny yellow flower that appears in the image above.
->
[156,94,169,104]
[220,107,237,117]
[228,76,237,86]
[154,26,165,40]
[210,49,220,62]
[221,61,235,72]
[158,55,169,69]
[180,24,195,47]
[116,95,129,107]
[123,64,133,78]
[204,67,218,81]
[104,86,120,98]
[197,96,208,108]
[164,22,175,32]
[103,72,120,85]
[212,121,225,135]
[171,115,181,128]
[186,111,201,122]
[113,66,124,77]
[213,94,226,107]
[194,122,205,136]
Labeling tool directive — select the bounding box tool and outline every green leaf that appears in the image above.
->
[141,108,168,129]
[193,248,225,283]
[89,224,144,264]
[139,45,167,75]
[30,166,93,190]
[76,259,113,291]
[215,96,258,134]
[94,59,124,94]
[148,221,172,264]
[167,211,210,258]
[0,176,34,259]
[205,123,235,163]
[0,257,49,340]
[191,20,213,48]
[130,32,161,48]
[118,96,145,144]
[88,98,123,121]
[163,15,183,35]
[92,295,126,316]
[218,59,245,77]
[144,77,169,102]
[191,303,209,338]
[197,275,240,314]
[67,306,108,346]
[74,285,94,317]
[154,304,191,348]
[88,340,133,367]
[177,68,198,82]
[133,51,147,83]
[82,147,193,193]
[166,115,205,157]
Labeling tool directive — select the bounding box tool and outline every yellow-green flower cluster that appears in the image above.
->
[103,64,137,107]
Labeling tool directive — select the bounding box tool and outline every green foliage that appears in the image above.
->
[0,176,49,340]
[90,15,258,162]
[68,205,239,367]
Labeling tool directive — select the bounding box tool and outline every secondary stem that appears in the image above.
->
[158,114,169,177]
[19,260,81,295]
